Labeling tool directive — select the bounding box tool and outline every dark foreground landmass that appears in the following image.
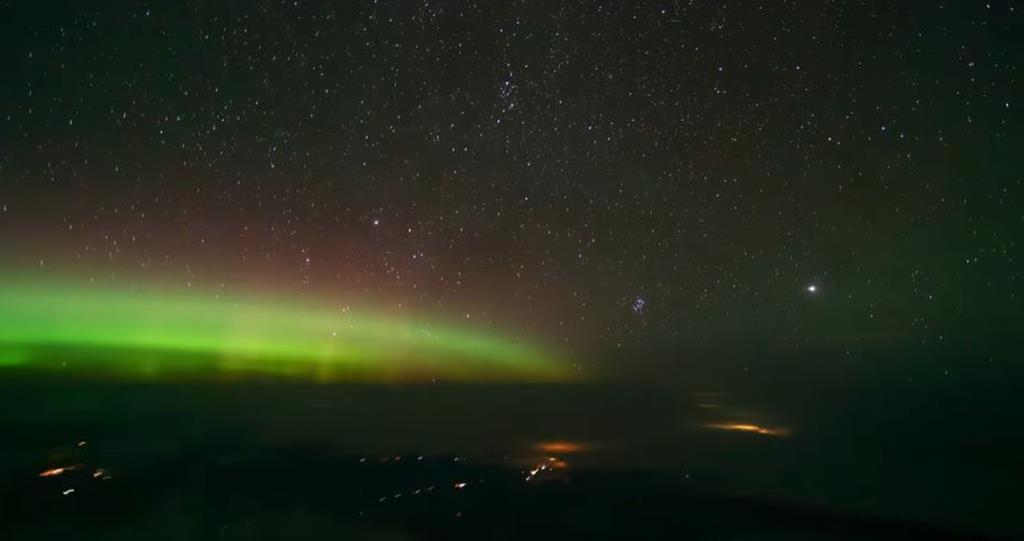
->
[0,375,1019,540]
[1,443,1013,541]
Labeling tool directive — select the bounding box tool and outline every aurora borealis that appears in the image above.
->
[0,279,569,382]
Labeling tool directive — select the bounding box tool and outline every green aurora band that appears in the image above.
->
[0,281,571,382]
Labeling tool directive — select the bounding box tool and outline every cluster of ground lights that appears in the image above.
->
[0,279,570,383]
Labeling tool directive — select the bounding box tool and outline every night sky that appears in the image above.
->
[1,1,1021,378]
[3,3,1024,539]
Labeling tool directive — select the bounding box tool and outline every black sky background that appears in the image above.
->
[0,1,1021,383]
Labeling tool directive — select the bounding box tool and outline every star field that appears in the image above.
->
[0,1,1020,375]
